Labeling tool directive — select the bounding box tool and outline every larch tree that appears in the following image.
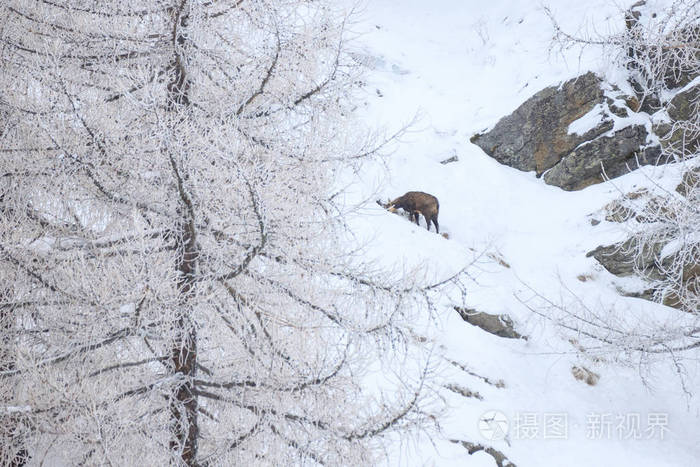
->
[547,0,700,315]
[537,0,700,387]
[617,0,700,315]
[0,1,468,465]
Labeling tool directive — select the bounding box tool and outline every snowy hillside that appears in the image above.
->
[343,1,700,465]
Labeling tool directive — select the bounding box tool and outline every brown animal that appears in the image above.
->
[378,191,439,233]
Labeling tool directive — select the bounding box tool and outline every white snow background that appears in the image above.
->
[337,0,700,466]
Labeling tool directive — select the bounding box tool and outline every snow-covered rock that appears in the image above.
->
[470,72,612,176]
[471,71,657,190]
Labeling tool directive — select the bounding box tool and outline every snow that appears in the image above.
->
[568,104,607,136]
[340,0,700,465]
[2,406,31,414]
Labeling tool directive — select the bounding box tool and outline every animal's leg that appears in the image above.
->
[432,216,439,233]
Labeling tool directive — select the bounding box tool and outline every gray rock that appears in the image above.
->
[604,201,637,223]
[668,84,700,122]
[571,365,600,386]
[662,44,700,90]
[471,72,613,175]
[471,71,653,190]
[586,237,666,280]
[589,237,698,310]
[449,440,516,467]
[625,3,699,91]
[676,166,700,197]
[603,188,649,222]
[455,307,524,339]
[543,125,650,191]
[656,85,700,155]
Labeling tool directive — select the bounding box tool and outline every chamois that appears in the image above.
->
[379,191,439,233]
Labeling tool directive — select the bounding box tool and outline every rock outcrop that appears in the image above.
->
[587,223,698,310]
[586,237,666,280]
[471,72,612,175]
[676,166,700,196]
[654,83,700,156]
[668,84,700,122]
[471,72,656,191]
[455,307,524,339]
[543,125,650,190]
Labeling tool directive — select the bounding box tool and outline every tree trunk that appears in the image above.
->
[0,300,28,466]
[166,2,199,465]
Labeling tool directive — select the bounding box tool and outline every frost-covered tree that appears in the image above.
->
[548,0,700,105]
[617,0,700,315]
[538,0,700,380]
[565,0,700,314]
[0,1,466,465]
[607,168,700,314]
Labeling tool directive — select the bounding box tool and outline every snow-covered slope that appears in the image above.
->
[342,1,700,465]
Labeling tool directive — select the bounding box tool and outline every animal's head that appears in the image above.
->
[376,199,395,211]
